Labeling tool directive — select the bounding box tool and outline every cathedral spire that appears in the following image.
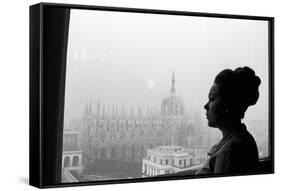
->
[84,103,89,116]
[96,100,101,116]
[138,107,142,117]
[130,106,134,117]
[170,70,176,94]
[88,102,92,115]
[102,104,105,117]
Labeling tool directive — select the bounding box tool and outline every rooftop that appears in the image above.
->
[148,145,190,157]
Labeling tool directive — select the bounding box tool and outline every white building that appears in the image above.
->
[142,145,208,177]
[62,131,84,182]
[62,150,83,172]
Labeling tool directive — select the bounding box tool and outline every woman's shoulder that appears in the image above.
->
[230,126,258,154]
[218,125,257,153]
[233,125,256,144]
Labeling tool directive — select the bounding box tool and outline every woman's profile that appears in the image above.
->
[196,66,261,175]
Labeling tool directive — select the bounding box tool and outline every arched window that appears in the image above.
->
[64,156,70,167]
[72,156,79,166]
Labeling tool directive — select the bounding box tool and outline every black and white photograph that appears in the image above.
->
[2,0,281,190]
[28,2,274,189]
[61,7,272,183]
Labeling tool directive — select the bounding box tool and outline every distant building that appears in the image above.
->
[62,131,84,182]
[62,150,83,172]
[79,71,212,172]
[142,145,209,177]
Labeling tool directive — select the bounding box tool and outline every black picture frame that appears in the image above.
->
[30,2,274,189]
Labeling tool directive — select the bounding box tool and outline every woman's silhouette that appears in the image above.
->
[196,66,261,175]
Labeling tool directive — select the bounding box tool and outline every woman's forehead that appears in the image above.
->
[209,83,220,95]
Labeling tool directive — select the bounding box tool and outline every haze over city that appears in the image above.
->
[64,9,269,127]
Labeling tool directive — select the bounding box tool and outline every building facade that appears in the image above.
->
[142,145,209,177]
[62,131,84,182]
[80,72,208,168]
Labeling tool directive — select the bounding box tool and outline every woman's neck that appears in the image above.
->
[218,120,242,138]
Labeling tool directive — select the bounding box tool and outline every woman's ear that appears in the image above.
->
[222,103,236,119]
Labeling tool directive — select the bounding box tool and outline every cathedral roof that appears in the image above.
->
[161,71,185,115]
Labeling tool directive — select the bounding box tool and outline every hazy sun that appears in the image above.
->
[147,79,156,89]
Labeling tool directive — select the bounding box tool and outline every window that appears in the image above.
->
[72,156,79,166]
[63,157,70,167]
[61,7,272,184]
[144,164,147,174]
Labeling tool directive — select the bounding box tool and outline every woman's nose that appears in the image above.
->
[204,102,208,110]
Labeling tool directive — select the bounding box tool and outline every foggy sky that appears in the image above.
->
[64,9,269,126]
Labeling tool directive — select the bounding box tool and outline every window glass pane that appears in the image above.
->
[62,8,269,183]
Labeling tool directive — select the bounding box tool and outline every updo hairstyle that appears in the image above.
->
[214,66,261,119]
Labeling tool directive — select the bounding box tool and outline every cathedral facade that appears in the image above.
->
[81,72,199,166]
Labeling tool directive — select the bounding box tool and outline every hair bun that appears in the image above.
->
[234,67,261,106]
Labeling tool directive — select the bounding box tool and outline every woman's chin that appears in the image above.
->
[208,121,216,127]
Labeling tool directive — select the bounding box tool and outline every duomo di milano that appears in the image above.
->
[80,72,212,166]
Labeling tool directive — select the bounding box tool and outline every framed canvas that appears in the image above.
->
[29,2,274,188]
